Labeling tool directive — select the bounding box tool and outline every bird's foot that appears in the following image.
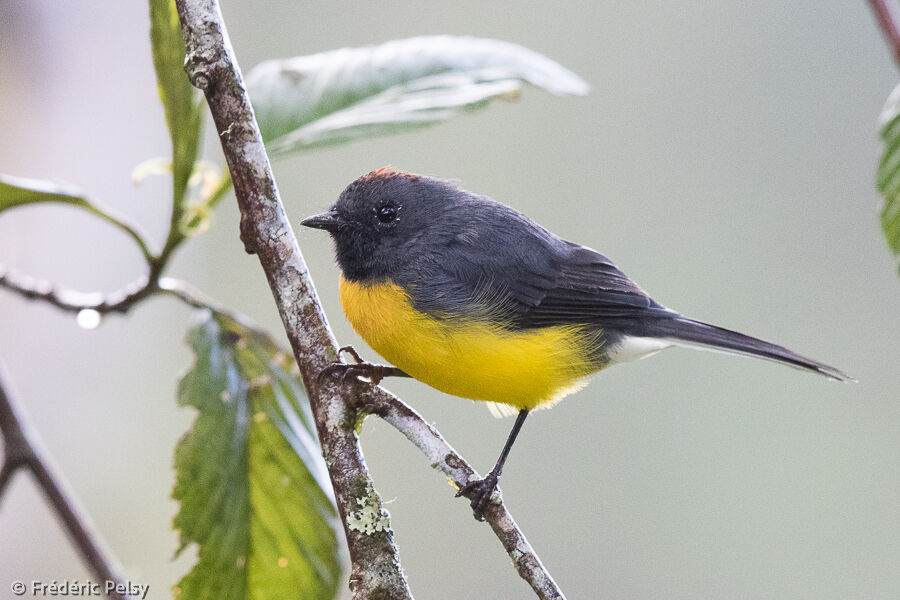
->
[455,471,500,521]
[319,346,401,386]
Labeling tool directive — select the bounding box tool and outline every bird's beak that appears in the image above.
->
[301,210,340,232]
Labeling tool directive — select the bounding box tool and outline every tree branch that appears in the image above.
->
[0,363,132,600]
[174,2,412,598]
[174,2,566,599]
[869,0,900,68]
[358,388,566,600]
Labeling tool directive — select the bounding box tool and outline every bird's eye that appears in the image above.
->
[376,204,398,223]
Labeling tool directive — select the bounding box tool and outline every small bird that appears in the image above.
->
[302,167,851,520]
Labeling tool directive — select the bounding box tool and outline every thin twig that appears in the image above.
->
[0,265,154,314]
[0,264,230,320]
[157,276,219,310]
[358,388,567,600]
[174,2,413,598]
[0,460,18,497]
[0,264,277,352]
[869,0,900,67]
[0,259,283,358]
[0,363,132,600]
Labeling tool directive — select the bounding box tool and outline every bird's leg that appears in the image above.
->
[456,408,530,521]
[319,345,410,386]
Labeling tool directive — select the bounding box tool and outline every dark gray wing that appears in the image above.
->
[509,243,673,329]
[400,200,674,330]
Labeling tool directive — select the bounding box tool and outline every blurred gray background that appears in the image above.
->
[1,1,898,598]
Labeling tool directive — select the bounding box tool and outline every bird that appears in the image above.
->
[301,167,851,520]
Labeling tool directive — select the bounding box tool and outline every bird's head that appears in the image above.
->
[302,167,468,281]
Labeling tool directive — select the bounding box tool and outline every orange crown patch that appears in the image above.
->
[361,166,419,182]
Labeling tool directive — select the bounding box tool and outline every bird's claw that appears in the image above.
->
[455,471,500,521]
[336,345,364,364]
[319,346,389,385]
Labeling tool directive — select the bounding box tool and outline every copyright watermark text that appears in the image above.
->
[9,580,149,599]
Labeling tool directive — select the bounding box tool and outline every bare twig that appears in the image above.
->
[358,389,566,600]
[0,363,132,600]
[869,0,900,67]
[174,2,413,598]
[0,263,234,321]
[174,2,566,599]
[0,266,155,315]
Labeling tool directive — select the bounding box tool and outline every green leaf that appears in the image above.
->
[246,35,589,157]
[174,311,341,600]
[149,0,204,211]
[877,84,900,269]
[0,174,92,212]
[0,174,154,262]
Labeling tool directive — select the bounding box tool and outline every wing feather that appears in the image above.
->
[406,231,673,330]
[509,244,673,329]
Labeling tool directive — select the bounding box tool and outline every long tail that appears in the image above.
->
[628,316,853,382]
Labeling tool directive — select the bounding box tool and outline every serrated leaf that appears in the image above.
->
[246,35,589,157]
[173,312,341,600]
[877,83,900,270]
[149,0,204,210]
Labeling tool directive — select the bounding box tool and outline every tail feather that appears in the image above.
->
[629,316,853,382]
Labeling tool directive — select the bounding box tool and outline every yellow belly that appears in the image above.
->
[339,276,603,411]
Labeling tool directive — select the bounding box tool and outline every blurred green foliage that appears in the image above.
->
[149,0,204,231]
[877,84,900,271]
